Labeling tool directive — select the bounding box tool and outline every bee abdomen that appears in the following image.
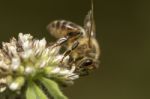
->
[47,20,82,38]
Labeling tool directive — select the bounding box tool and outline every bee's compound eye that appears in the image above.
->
[81,59,93,67]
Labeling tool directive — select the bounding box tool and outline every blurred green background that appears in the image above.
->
[0,0,150,99]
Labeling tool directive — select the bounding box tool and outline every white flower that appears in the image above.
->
[0,33,79,93]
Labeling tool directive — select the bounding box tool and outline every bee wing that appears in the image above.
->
[84,1,96,38]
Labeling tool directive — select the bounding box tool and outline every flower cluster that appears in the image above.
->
[0,33,79,99]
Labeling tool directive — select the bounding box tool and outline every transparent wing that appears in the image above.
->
[83,1,96,38]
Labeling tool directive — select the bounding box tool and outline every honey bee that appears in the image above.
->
[47,1,100,75]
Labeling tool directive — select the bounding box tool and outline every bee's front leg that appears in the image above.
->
[52,37,69,48]
[60,40,79,63]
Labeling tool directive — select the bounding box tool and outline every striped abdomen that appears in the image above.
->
[47,20,84,38]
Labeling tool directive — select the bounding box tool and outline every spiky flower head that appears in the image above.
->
[0,33,79,99]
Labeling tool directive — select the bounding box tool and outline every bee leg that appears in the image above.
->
[60,50,71,63]
[60,41,79,63]
[52,37,69,48]
[52,31,82,48]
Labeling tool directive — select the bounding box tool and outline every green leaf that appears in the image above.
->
[26,82,36,99]
[40,77,68,99]
[26,81,48,99]
[32,82,48,99]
